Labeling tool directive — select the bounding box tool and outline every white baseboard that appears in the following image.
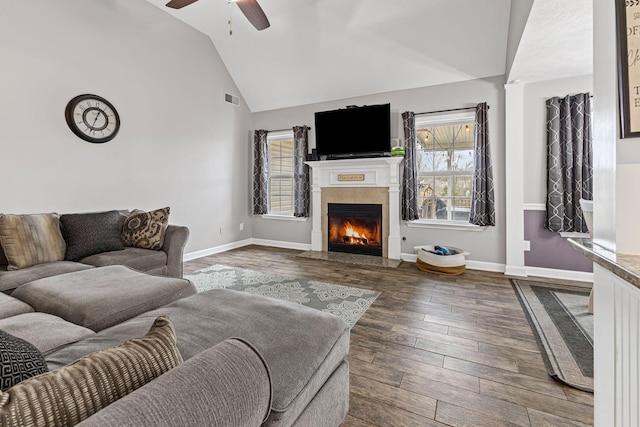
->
[400,253,505,273]
[184,238,311,261]
[524,266,593,283]
[183,239,253,261]
[504,265,528,277]
[401,253,591,282]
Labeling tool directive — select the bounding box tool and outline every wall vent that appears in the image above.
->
[224,93,239,106]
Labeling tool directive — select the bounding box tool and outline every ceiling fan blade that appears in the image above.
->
[236,0,270,31]
[166,0,199,9]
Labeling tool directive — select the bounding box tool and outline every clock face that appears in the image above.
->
[64,94,120,143]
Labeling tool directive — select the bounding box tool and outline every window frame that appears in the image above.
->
[410,110,484,230]
[265,130,295,217]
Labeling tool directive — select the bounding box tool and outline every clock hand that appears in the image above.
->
[90,110,102,130]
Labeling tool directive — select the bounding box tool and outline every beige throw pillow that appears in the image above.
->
[0,316,182,426]
[0,213,66,270]
[121,207,170,250]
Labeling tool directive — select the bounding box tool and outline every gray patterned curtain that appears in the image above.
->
[401,111,420,220]
[252,129,269,215]
[545,93,592,232]
[293,126,310,217]
[469,102,495,226]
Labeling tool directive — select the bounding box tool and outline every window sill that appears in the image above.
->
[559,231,590,238]
[406,219,486,232]
[261,214,308,222]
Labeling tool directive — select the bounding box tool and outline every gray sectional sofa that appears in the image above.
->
[0,210,189,293]
[0,211,350,426]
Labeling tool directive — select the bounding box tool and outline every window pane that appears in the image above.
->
[414,118,475,222]
[268,137,294,215]
[452,149,474,171]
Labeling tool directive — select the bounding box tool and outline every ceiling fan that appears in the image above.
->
[165,0,270,31]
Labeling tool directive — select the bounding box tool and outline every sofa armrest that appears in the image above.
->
[77,338,272,427]
[161,225,189,278]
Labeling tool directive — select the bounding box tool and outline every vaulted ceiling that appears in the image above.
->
[146,0,593,112]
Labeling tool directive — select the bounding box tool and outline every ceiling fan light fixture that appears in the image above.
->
[166,0,269,31]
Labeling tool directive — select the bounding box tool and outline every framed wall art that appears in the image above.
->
[617,0,640,138]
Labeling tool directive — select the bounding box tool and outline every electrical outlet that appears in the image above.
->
[219,226,224,234]
[523,240,531,251]
[239,222,244,231]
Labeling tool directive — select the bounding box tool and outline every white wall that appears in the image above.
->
[523,75,593,204]
[0,0,253,254]
[252,75,507,265]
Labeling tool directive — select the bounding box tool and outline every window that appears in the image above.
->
[267,131,294,215]
[414,112,475,222]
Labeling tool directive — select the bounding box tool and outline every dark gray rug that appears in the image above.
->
[185,264,380,328]
[511,279,593,392]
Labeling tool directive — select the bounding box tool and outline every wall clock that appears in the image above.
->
[64,94,121,143]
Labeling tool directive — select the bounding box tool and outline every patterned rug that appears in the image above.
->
[185,264,380,328]
[511,279,593,392]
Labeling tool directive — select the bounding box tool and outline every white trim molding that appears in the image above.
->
[406,220,486,232]
[260,214,308,222]
[524,266,593,283]
[184,238,311,261]
[184,239,253,261]
[523,203,546,211]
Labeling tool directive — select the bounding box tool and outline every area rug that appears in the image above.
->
[185,264,380,328]
[511,279,593,392]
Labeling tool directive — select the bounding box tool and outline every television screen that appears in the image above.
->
[314,103,391,158]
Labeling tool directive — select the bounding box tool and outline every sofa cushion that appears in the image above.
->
[45,289,350,426]
[121,207,170,250]
[0,260,94,293]
[75,338,272,427]
[0,213,66,270]
[79,246,167,272]
[12,265,196,331]
[0,292,33,319]
[0,313,95,356]
[60,210,124,261]
[0,316,182,426]
[0,329,48,391]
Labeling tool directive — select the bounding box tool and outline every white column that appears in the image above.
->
[386,158,402,259]
[308,163,323,251]
[504,82,527,277]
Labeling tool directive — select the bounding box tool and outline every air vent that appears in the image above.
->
[224,93,239,106]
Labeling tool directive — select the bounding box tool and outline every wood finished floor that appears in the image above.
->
[183,245,594,427]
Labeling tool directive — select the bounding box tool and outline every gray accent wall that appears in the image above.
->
[0,0,253,255]
[524,210,592,272]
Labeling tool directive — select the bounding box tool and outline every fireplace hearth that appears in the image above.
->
[328,203,382,257]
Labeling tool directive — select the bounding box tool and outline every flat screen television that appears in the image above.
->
[314,103,391,159]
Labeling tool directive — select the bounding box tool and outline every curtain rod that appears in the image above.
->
[415,105,489,115]
[268,126,311,133]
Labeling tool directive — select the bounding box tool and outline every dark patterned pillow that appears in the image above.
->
[60,210,125,261]
[121,207,170,250]
[0,330,48,391]
[0,316,182,426]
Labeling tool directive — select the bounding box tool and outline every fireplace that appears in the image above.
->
[328,203,383,257]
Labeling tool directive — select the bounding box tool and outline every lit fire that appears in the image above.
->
[334,221,376,246]
[345,223,366,240]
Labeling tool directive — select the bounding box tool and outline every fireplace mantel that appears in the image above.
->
[305,157,403,260]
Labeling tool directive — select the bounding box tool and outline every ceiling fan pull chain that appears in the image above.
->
[227,0,233,35]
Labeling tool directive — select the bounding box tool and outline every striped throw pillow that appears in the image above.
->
[0,316,182,426]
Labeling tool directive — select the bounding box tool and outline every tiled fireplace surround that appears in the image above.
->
[306,157,403,260]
